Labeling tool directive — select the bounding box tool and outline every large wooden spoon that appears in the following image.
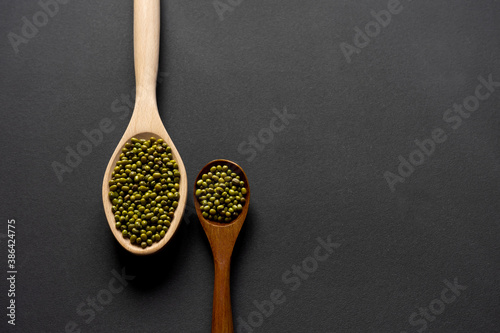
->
[102,0,187,255]
[194,159,251,333]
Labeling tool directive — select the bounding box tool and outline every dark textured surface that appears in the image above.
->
[1,0,499,332]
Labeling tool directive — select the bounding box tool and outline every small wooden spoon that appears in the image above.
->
[194,159,251,333]
[102,0,187,255]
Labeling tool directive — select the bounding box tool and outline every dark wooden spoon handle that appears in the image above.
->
[212,257,233,333]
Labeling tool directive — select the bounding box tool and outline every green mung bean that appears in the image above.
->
[195,164,246,223]
[109,136,180,248]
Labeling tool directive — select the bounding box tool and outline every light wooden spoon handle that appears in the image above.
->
[212,257,234,333]
[134,0,160,107]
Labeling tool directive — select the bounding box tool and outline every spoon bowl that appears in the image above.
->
[102,0,187,255]
[195,159,250,332]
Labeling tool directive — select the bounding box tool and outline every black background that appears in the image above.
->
[1,0,499,332]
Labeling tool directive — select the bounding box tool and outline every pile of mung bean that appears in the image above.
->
[109,137,180,248]
[195,164,247,223]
